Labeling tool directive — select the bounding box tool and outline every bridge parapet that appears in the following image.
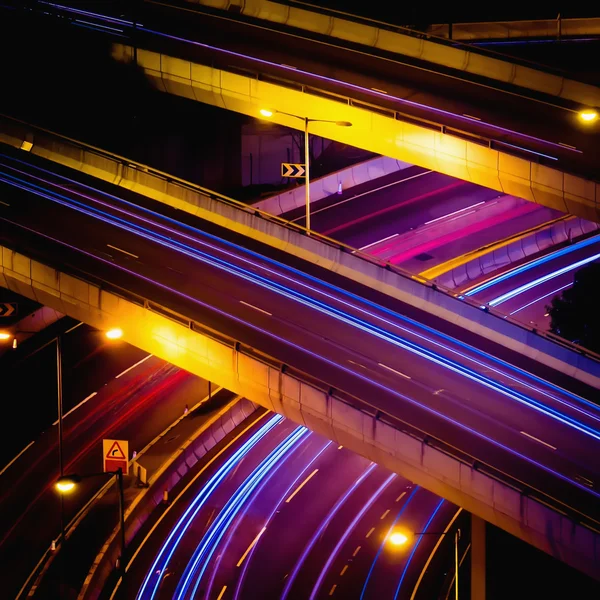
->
[1,242,598,580]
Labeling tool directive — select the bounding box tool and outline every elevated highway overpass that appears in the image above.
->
[6,1,600,221]
[0,136,599,580]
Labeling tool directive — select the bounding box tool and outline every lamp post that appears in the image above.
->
[56,469,127,572]
[259,109,352,235]
[0,325,124,549]
[389,528,461,600]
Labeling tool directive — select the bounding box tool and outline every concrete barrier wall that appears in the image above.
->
[428,18,600,41]
[253,155,413,215]
[3,115,599,387]
[185,0,600,107]
[109,44,600,224]
[84,398,260,600]
[436,217,600,289]
[1,245,598,581]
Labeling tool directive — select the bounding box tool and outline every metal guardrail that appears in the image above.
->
[2,237,598,544]
[2,112,598,365]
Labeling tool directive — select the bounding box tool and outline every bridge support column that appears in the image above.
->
[471,515,486,600]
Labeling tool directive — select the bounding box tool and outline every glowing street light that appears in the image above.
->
[578,109,598,123]
[55,470,126,571]
[259,108,352,234]
[388,532,409,546]
[105,327,123,340]
[55,475,79,494]
[388,528,461,600]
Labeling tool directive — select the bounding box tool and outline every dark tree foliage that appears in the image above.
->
[547,262,600,353]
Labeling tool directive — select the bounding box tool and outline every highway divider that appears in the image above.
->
[428,17,600,42]
[3,242,598,582]
[1,113,599,388]
[427,215,600,289]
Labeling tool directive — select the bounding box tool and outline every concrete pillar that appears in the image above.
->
[471,515,486,600]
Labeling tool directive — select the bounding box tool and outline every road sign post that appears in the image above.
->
[281,163,306,178]
[0,302,17,317]
[103,439,129,475]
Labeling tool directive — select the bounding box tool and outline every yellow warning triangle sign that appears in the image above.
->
[106,440,126,460]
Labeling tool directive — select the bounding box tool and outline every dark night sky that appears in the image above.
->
[314,1,598,25]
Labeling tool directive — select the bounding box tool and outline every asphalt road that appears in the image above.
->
[0,343,209,600]
[0,148,598,542]
[283,168,497,246]
[281,168,563,275]
[117,413,459,600]
[13,0,600,180]
[462,235,600,331]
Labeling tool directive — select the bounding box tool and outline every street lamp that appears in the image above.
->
[259,108,352,234]
[388,528,461,600]
[56,469,127,572]
[578,109,598,123]
[105,327,123,340]
[1,324,123,548]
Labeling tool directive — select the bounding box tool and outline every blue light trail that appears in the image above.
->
[2,163,598,443]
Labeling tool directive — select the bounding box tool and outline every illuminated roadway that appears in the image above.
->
[0,146,599,542]
[16,0,600,180]
[0,344,210,600]
[461,234,600,330]
[281,168,566,274]
[118,412,460,600]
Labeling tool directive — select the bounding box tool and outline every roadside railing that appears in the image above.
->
[3,236,598,558]
[2,113,598,365]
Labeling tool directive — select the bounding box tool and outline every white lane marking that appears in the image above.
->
[295,170,433,222]
[280,64,298,70]
[359,233,399,251]
[433,389,445,395]
[53,392,97,425]
[574,475,594,488]
[508,282,571,316]
[378,363,411,379]
[424,201,486,225]
[337,445,343,450]
[462,114,481,121]
[380,509,390,520]
[371,87,388,94]
[0,440,35,477]
[395,491,406,503]
[115,354,153,379]
[0,200,10,207]
[285,468,319,503]
[520,431,557,451]
[239,301,272,316]
[559,142,577,150]
[348,359,366,369]
[352,545,361,557]
[236,526,267,567]
[365,527,375,539]
[106,244,139,259]
[329,584,337,596]
[340,564,349,576]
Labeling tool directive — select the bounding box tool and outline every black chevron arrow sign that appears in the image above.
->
[281,163,306,178]
[0,302,17,317]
